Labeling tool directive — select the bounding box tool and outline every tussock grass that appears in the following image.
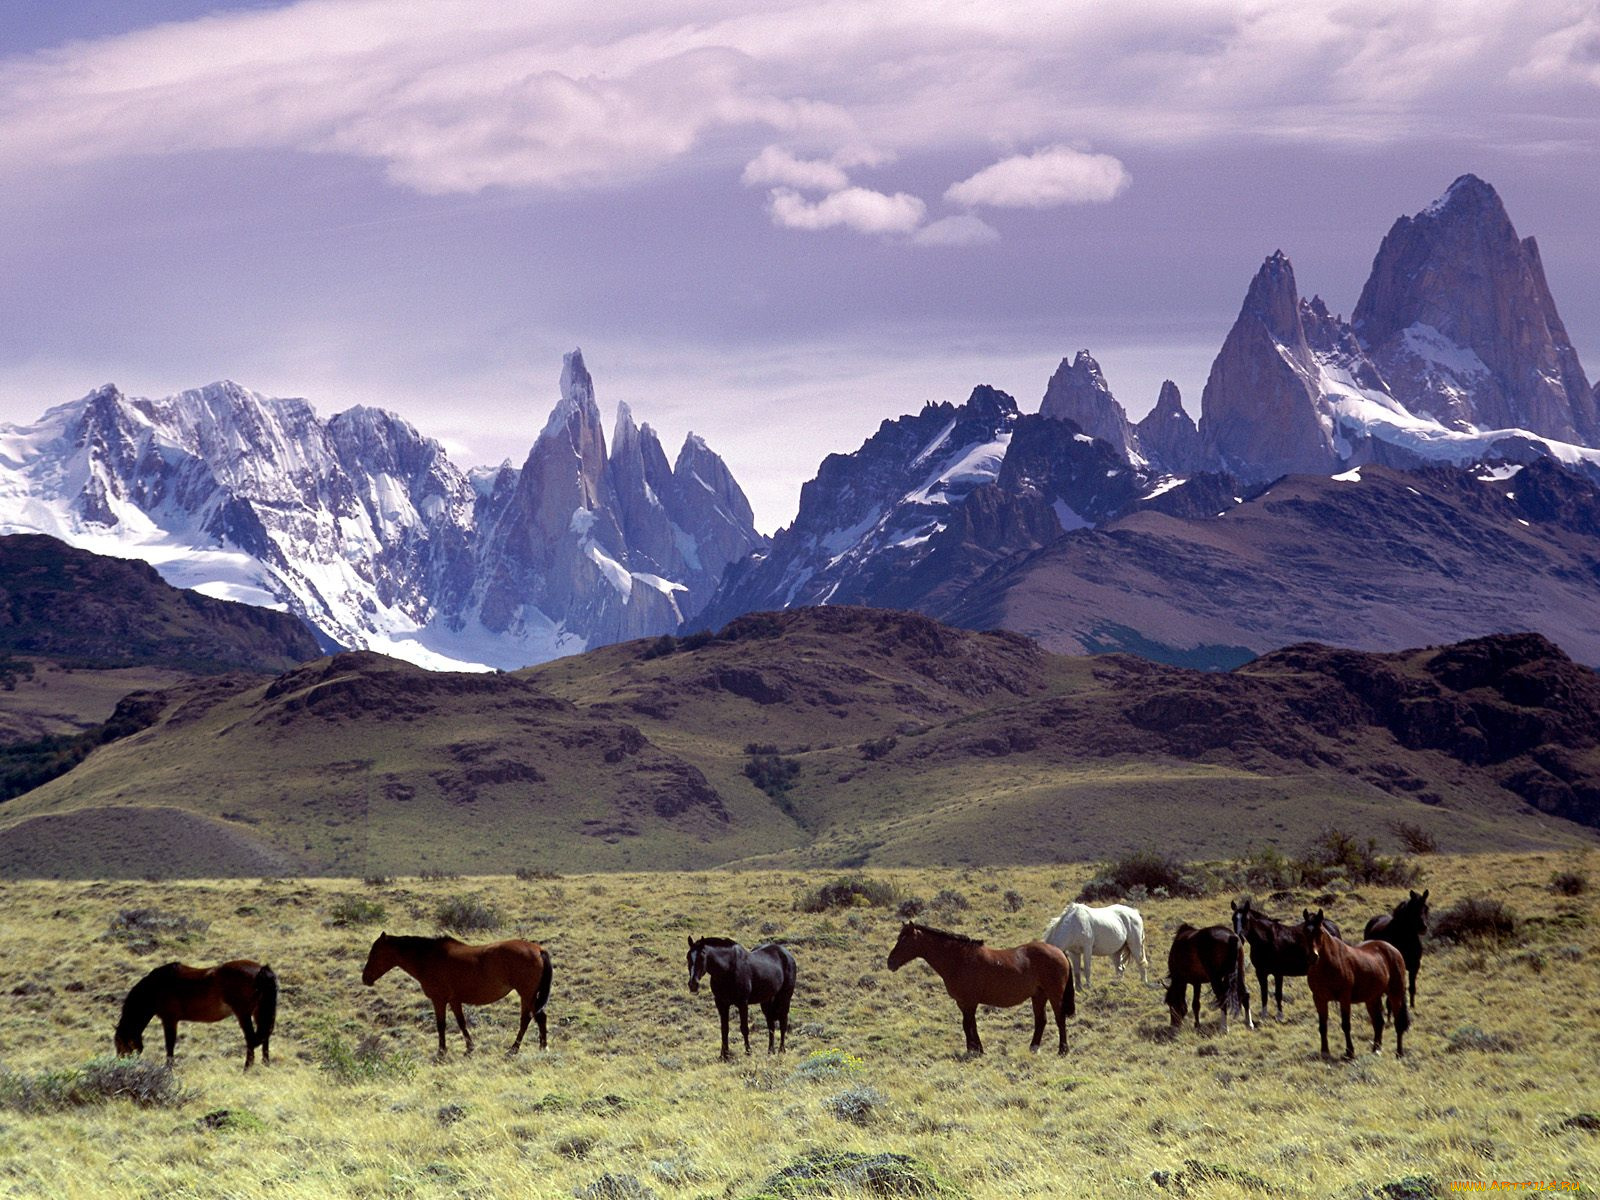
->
[0,853,1594,1197]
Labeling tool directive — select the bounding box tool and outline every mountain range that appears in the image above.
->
[2,174,1599,670]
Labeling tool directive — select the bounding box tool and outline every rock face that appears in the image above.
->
[0,352,762,669]
[1352,174,1599,444]
[1040,351,1143,464]
[1134,381,1207,475]
[1198,252,1345,481]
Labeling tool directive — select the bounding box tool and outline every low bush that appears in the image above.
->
[1388,821,1439,854]
[0,1057,184,1112]
[1432,897,1519,945]
[1445,1024,1522,1053]
[313,1027,417,1083]
[825,1085,889,1125]
[327,895,386,927]
[1550,870,1589,897]
[744,754,801,800]
[516,867,563,882]
[1079,850,1204,902]
[796,876,898,913]
[102,908,209,954]
[858,736,897,761]
[1297,828,1420,888]
[434,894,502,934]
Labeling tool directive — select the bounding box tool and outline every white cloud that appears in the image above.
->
[946,146,1131,209]
[0,1,1594,196]
[768,186,926,235]
[913,213,1000,246]
[741,146,850,192]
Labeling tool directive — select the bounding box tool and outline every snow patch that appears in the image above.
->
[1331,468,1362,483]
[1141,477,1187,500]
[1052,499,1088,532]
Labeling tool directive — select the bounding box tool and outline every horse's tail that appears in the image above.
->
[254,965,278,1046]
[1387,958,1410,1037]
[1215,937,1247,1018]
[534,948,553,1016]
[1063,961,1077,1018]
[1127,912,1149,975]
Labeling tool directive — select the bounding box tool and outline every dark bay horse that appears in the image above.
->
[1304,909,1408,1058]
[114,960,277,1069]
[887,922,1074,1056]
[362,932,551,1055]
[1164,924,1252,1032]
[1231,898,1341,1021]
[686,937,797,1060]
[1363,889,1429,1008]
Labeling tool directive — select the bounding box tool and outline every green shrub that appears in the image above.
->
[434,894,501,934]
[744,754,801,799]
[327,895,386,927]
[1433,897,1519,945]
[0,1057,184,1112]
[1388,820,1439,854]
[1296,828,1420,888]
[1550,870,1588,897]
[313,1027,417,1083]
[102,908,209,954]
[1079,850,1204,901]
[858,736,897,761]
[796,876,898,912]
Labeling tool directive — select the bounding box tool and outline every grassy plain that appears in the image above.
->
[1,852,1597,1199]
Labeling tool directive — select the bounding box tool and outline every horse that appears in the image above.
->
[886,922,1074,1056]
[686,937,797,1060]
[1363,889,1429,1009]
[361,932,551,1055]
[1042,901,1150,990]
[114,960,277,1069]
[1303,909,1409,1059]
[1164,924,1252,1033]
[1231,897,1341,1021]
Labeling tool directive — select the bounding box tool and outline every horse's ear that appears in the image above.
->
[687,936,694,949]
[1422,889,1429,901]
[1315,908,1324,920]
[1230,899,1238,912]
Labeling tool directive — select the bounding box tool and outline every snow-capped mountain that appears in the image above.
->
[0,352,762,670]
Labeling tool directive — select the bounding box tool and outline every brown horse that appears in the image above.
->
[361,932,552,1055]
[886,922,1074,1055]
[1303,909,1409,1059]
[114,960,277,1069]
[1165,924,1252,1032]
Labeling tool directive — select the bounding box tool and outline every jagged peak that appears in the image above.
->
[540,349,602,442]
[1422,173,1500,219]
[1241,250,1302,341]
[1149,380,1187,418]
[612,399,638,449]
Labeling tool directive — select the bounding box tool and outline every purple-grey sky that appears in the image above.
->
[2,1,1598,531]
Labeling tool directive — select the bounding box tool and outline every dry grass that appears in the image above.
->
[0,852,1597,1198]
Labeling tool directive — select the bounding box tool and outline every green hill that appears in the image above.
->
[1,607,1597,877]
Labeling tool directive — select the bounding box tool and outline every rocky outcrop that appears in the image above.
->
[1134,381,1208,475]
[1040,350,1143,464]
[1198,252,1344,482]
[1352,174,1598,444]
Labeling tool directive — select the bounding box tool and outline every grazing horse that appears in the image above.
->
[1231,898,1341,1021]
[1164,924,1252,1033]
[686,937,797,1060]
[1303,909,1408,1059]
[1042,902,1150,990]
[886,922,1074,1056]
[1363,889,1429,1009]
[114,960,277,1069]
[361,932,551,1055]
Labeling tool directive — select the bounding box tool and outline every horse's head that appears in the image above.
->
[886,923,920,972]
[113,1025,143,1057]
[1302,908,1327,962]
[686,937,705,993]
[1230,898,1252,938]
[1163,976,1188,1026]
[361,932,397,986]
[1399,889,1430,933]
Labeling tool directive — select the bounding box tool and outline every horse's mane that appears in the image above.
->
[1173,922,1197,935]
[695,936,738,948]
[116,963,181,1039]
[907,923,984,946]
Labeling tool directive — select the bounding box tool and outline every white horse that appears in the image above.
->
[1042,902,1149,990]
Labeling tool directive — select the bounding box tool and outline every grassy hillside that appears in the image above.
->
[0,853,1595,1197]
[2,609,1598,878]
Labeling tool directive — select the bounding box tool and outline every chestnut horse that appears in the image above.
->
[686,936,797,1060]
[114,960,277,1069]
[886,922,1074,1055]
[1363,888,1429,1009]
[1303,909,1409,1059]
[1164,924,1252,1032]
[1231,898,1341,1021]
[361,932,551,1055]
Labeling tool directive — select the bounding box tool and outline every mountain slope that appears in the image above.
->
[2,608,1594,877]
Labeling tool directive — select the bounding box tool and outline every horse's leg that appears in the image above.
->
[162,1016,178,1062]
[1191,983,1201,1031]
[1316,998,1330,1057]
[778,998,789,1053]
[738,1004,753,1056]
[1409,961,1418,1010]
[449,1000,474,1055]
[234,1008,258,1070]
[1082,950,1092,992]
[432,999,449,1056]
[1052,990,1068,1055]
[1256,966,1269,1016]
[718,1002,732,1061]
[1029,994,1046,1052]
[1339,1003,1355,1059]
[1274,974,1285,1022]
[1367,999,1384,1054]
[510,992,532,1055]
[761,1001,776,1054]
[960,1006,983,1056]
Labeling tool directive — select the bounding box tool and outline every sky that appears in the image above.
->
[1,1,1598,532]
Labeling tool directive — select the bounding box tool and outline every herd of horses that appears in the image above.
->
[109,888,1432,1069]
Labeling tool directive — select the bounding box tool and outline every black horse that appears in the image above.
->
[686,937,797,1060]
[1363,889,1429,1008]
[1164,924,1252,1033]
[1230,898,1341,1021]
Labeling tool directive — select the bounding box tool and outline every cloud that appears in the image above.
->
[768,186,926,235]
[741,146,850,191]
[946,146,1130,209]
[912,213,1000,246]
[0,1,1595,196]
